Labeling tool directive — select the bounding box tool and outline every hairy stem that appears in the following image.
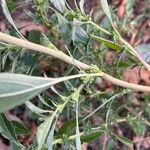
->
[0,32,150,92]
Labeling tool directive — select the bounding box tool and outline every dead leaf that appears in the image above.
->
[0,22,6,31]
[133,136,150,149]
[123,67,150,86]
[117,0,126,17]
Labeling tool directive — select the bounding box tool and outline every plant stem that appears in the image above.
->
[53,132,84,144]
[0,32,89,70]
[119,37,150,73]
[102,73,150,92]
[33,0,51,28]
[88,20,150,72]
[0,32,150,92]
[87,21,111,36]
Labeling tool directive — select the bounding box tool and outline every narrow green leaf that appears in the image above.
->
[50,0,66,12]
[100,0,113,23]
[25,101,52,114]
[1,0,25,39]
[56,117,83,136]
[0,113,22,147]
[57,13,72,44]
[117,61,131,67]
[0,113,17,140]
[6,0,17,12]
[38,94,51,108]
[129,119,146,135]
[72,19,89,44]
[115,135,133,147]
[11,141,22,150]
[12,121,30,135]
[76,101,81,150]
[37,112,57,150]
[79,0,85,15]
[46,119,57,150]
[80,130,105,143]
[54,130,105,145]
[92,35,121,51]
[0,73,94,112]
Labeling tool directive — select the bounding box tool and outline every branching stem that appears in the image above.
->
[119,37,150,72]
[88,20,150,72]
[0,32,150,92]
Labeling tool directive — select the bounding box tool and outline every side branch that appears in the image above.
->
[120,37,150,73]
[0,32,150,92]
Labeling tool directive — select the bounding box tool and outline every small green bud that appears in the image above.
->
[112,31,119,42]
[89,65,101,73]
[80,75,94,84]
[71,88,80,102]
[122,45,128,51]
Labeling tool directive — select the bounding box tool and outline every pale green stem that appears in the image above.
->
[87,21,111,36]
[88,19,150,72]
[0,32,150,92]
[119,37,150,73]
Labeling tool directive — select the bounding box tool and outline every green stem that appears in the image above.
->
[82,92,124,121]
[33,0,51,28]
[87,21,112,36]
[119,37,150,72]
[53,133,84,144]
[89,19,150,72]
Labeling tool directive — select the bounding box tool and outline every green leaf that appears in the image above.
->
[117,61,131,68]
[11,121,30,135]
[92,35,121,51]
[11,141,22,150]
[57,13,72,44]
[0,113,17,140]
[80,130,105,143]
[79,0,85,15]
[0,73,54,112]
[100,0,113,23]
[50,0,66,12]
[0,73,90,112]
[6,0,17,12]
[54,130,105,145]
[28,30,41,44]
[0,113,22,147]
[114,135,133,147]
[37,112,57,150]
[25,101,52,114]
[46,119,57,150]
[72,19,89,44]
[1,0,25,39]
[56,117,83,136]
[129,119,146,135]
[106,139,116,150]
[76,101,81,150]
